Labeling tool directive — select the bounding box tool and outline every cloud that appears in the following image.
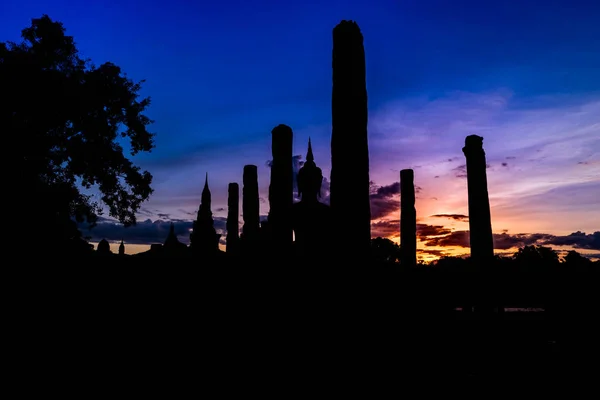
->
[371,219,400,238]
[430,214,469,222]
[491,180,600,233]
[375,181,400,197]
[542,231,600,250]
[139,208,155,217]
[582,253,600,261]
[416,223,453,238]
[491,231,600,251]
[491,232,555,250]
[365,91,599,241]
[319,177,330,204]
[417,249,449,257]
[452,164,467,178]
[79,216,228,245]
[371,221,461,244]
[370,221,577,254]
[124,90,597,244]
[370,181,401,220]
[422,230,470,247]
[415,228,600,251]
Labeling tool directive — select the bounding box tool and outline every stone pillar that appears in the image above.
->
[242,165,260,243]
[400,169,417,268]
[330,20,371,260]
[268,124,294,252]
[462,135,494,266]
[226,182,240,255]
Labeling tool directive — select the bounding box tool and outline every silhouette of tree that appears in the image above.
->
[563,250,593,270]
[3,15,154,254]
[371,237,400,263]
[434,256,470,272]
[513,245,560,272]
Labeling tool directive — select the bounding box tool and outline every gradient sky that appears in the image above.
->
[3,0,599,259]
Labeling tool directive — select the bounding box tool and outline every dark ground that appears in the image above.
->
[13,262,599,391]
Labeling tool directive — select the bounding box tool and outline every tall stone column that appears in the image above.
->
[226,182,240,255]
[462,135,494,267]
[268,124,293,253]
[400,169,417,268]
[242,165,260,243]
[330,20,372,260]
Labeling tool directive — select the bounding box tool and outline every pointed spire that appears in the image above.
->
[201,172,211,203]
[304,138,316,169]
[198,172,213,221]
[165,221,181,247]
[297,137,322,200]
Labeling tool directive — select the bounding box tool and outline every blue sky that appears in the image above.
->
[2,0,599,258]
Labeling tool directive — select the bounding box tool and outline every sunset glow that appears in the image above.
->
[6,1,597,259]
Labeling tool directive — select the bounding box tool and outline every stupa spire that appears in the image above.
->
[306,137,314,163]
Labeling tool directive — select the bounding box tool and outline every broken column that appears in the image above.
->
[268,124,294,253]
[462,135,494,266]
[330,20,372,260]
[226,182,240,255]
[400,169,417,268]
[242,165,260,244]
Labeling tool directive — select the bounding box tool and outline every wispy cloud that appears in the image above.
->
[120,90,598,254]
[370,181,401,220]
[366,90,600,236]
[431,214,469,222]
[79,216,227,245]
[421,229,600,252]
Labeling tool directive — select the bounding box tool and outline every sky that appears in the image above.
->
[2,0,599,260]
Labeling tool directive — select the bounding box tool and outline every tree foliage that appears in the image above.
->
[371,237,400,263]
[2,15,155,252]
[513,245,560,269]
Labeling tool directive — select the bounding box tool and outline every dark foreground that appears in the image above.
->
[15,260,599,389]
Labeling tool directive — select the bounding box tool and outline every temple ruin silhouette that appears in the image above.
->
[400,169,417,269]
[268,124,294,256]
[93,20,503,273]
[21,16,597,386]
[331,20,372,261]
[292,138,333,261]
[463,134,494,267]
[226,182,240,256]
